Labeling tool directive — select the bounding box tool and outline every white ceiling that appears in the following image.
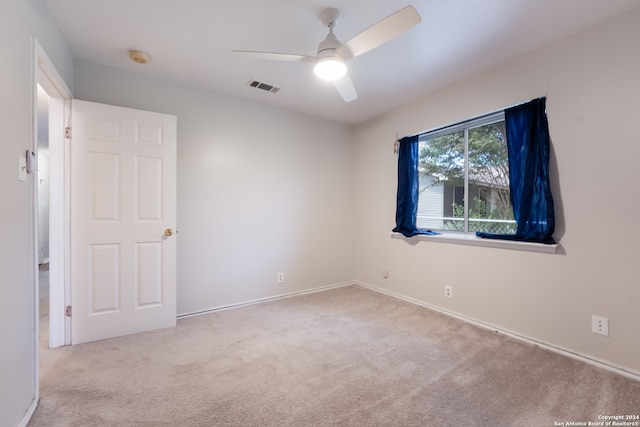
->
[43,0,640,125]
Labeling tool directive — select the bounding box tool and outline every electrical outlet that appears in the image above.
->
[277,272,285,284]
[591,315,609,336]
[444,285,453,298]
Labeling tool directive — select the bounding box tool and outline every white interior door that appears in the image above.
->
[70,100,177,344]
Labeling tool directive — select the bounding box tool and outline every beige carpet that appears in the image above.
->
[30,284,640,426]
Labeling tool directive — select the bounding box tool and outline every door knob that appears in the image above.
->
[164,229,174,237]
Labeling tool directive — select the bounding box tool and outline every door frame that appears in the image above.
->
[33,38,72,351]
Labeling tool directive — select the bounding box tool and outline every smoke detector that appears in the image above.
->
[129,49,150,64]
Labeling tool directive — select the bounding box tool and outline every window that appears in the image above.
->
[416,113,516,234]
[393,97,555,245]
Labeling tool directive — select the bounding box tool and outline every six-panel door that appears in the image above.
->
[70,100,177,344]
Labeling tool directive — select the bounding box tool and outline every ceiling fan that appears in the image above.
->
[233,6,421,102]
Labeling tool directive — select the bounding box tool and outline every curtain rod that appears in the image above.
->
[401,96,546,140]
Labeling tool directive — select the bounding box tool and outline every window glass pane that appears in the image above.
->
[415,115,515,234]
[467,121,515,233]
[417,131,464,231]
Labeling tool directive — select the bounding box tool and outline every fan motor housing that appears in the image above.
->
[317,31,342,55]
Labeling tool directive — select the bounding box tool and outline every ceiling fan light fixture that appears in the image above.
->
[314,55,347,80]
[232,6,421,102]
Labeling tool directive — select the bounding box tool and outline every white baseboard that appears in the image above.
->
[18,398,38,427]
[355,281,640,383]
[177,281,355,319]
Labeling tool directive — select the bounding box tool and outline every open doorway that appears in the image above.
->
[37,84,51,348]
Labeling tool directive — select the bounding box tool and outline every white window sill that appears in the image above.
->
[390,231,558,254]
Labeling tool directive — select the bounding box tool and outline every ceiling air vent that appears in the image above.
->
[248,79,281,94]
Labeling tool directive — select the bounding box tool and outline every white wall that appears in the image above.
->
[72,60,355,315]
[0,1,72,425]
[353,9,640,375]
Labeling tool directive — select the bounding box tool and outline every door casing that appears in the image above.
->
[34,39,73,352]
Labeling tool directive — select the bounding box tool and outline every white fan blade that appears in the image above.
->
[332,74,358,102]
[338,6,421,60]
[232,50,315,63]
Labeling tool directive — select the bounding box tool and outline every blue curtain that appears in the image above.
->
[393,136,439,237]
[477,97,555,244]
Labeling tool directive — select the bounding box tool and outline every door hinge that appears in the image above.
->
[65,305,72,317]
[64,126,71,139]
